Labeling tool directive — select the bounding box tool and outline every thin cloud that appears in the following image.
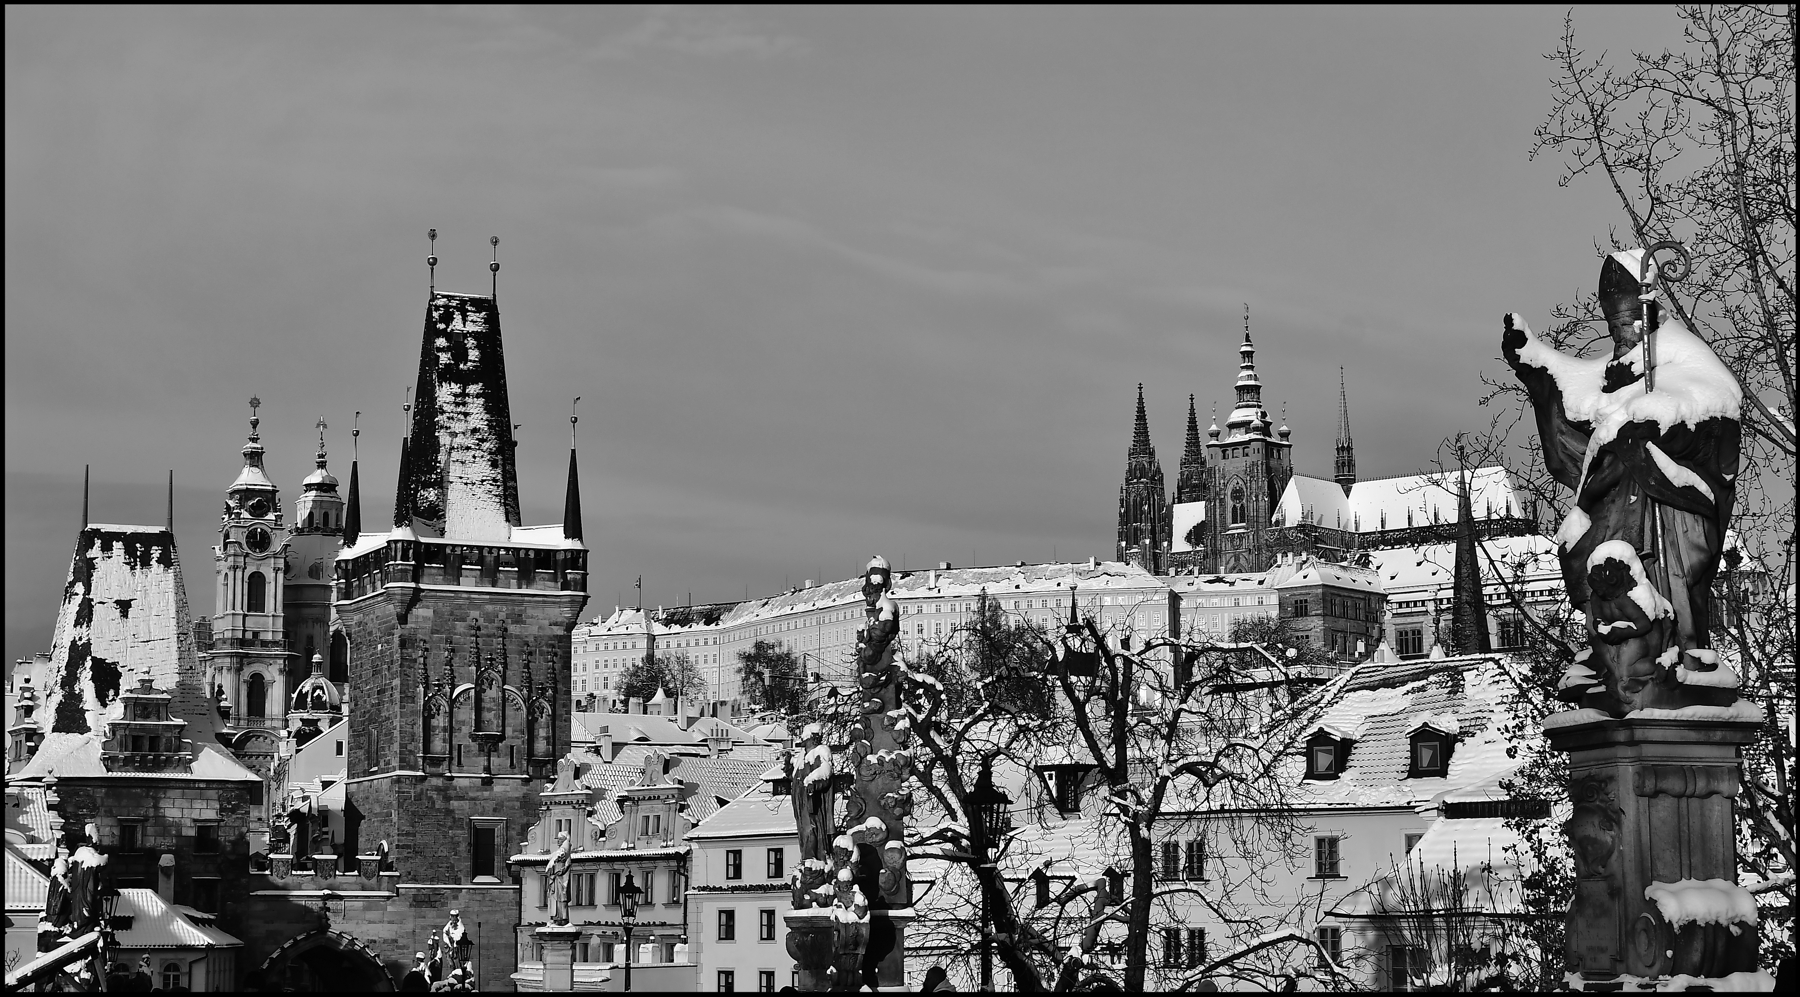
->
[588,6,806,62]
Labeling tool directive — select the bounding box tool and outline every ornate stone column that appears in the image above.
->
[1546,715,1763,983]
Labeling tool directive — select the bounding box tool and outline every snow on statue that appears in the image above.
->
[1504,246,1741,715]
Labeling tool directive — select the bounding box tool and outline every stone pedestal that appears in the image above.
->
[785,910,839,992]
[535,923,583,993]
[866,908,914,991]
[1546,716,1762,984]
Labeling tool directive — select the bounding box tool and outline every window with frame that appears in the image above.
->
[161,962,185,990]
[642,872,655,905]
[1159,839,1179,880]
[470,819,504,881]
[1161,927,1182,967]
[1315,926,1342,968]
[1185,927,1206,969]
[1183,839,1205,880]
[766,847,784,879]
[195,823,220,854]
[718,908,737,941]
[718,969,736,991]
[758,970,777,992]
[608,871,621,905]
[1496,616,1525,649]
[1314,836,1342,878]
[1404,832,1424,855]
[726,849,743,880]
[760,908,776,941]
[1389,945,1426,991]
[118,821,142,851]
[1291,598,1310,617]
[1305,733,1351,780]
[538,872,550,909]
[1408,728,1453,778]
[1396,627,1425,657]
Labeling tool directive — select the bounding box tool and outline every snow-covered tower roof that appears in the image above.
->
[41,521,217,741]
[397,290,522,542]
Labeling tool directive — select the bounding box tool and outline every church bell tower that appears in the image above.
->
[206,398,291,734]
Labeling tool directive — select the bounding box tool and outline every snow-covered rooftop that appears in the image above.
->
[40,525,215,739]
[1274,466,1523,534]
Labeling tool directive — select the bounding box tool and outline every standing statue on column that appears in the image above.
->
[1504,245,1742,714]
[788,723,836,910]
[544,830,574,925]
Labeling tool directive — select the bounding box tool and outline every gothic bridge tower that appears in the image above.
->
[321,238,588,991]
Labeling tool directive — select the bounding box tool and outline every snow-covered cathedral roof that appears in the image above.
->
[1273,465,1524,534]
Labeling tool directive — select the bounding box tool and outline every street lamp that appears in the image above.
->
[618,872,642,992]
[971,765,1012,994]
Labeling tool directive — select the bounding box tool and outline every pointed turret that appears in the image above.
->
[564,402,584,544]
[1129,383,1153,459]
[342,457,362,545]
[1334,369,1357,495]
[563,445,584,545]
[1449,467,1491,654]
[1173,395,1207,505]
[392,433,412,530]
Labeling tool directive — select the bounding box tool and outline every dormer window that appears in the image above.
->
[1408,725,1456,778]
[1305,730,1354,780]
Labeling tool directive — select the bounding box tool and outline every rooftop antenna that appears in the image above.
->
[428,229,438,296]
[489,235,500,300]
[82,464,90,528]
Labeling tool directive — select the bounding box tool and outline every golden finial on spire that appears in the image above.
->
[489,235,500,298]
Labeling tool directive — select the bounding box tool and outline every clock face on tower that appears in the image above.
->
[247,528,272,554]
[246,497,271,519]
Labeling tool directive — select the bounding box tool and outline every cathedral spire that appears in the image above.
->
[1334,368,1357,494]
[1117,385,1167,574]
[564,397,584,544]
[1225,306,1270,439]
[1173,394,1207,505]
[1130,383,1153,459]
[343,412,362,545]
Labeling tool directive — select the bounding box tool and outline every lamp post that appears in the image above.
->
[971,765,1012,994]
[618,872,642,992]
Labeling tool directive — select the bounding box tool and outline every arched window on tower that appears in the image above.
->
[247,571,267,613]
[1230,486,1246,525]
[246,673,267,718]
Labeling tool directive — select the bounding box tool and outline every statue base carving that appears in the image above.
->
[1546,715,1763,986]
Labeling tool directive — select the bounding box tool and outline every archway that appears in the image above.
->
[257,929,394,992]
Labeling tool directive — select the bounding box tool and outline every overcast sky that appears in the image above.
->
[5,6,1685,668]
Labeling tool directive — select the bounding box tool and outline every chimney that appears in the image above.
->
[674,697,688,727]
[599,726,613,760]
[1087,556,1097,570]
[937,561,952,570]
[158,853,176,904]
[803,579,814,589]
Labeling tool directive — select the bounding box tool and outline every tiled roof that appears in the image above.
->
[111,889,242,949]
[570,746,768,828]
[5,840,51,911]
[1296,655,1517,809]
[686,791,793,840]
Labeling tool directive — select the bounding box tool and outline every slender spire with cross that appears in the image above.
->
[1334,367,1357,492]
[428,228,438,296]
